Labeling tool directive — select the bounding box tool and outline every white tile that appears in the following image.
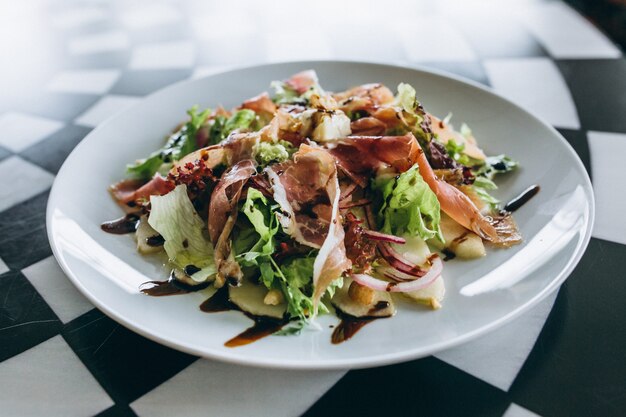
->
[0,256,8,275]
[484,58,580,129]
[22,256,94,324]
[52,7,108,30]
[0,112,64,152]
[68,30,130,55]
[0,157,55,212]
[435,290,558,391]
[129,41,195,70]
[131,359,345,417]
[121,3,183,29]
[588,131,626,245]
[75,95,141,127]
[503,403,542,417]
[191,13,257,40]
[190,65,233,80]
[46,69,121,95]
[0,335,114,417]
[398,16,477,62]
[518,3,621,59]
[266,32,332,62]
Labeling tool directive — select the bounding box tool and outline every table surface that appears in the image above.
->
[1,1,625,416]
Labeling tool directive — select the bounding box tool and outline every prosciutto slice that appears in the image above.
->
[334,83,395,114]
[239,92,277,119]
[285,70,318,94]
[328,133,420,186]
[208,159,258,287]
[327,133,518,246]
[266,145,351,305]
[109,174,174,209]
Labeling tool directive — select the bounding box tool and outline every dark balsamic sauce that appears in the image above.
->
[224,317,286,348]
[200,287,287,347]
[199,287,233,312]
[146,235,165,247]
[504,185,540,213]
[100,213,140,234]
[451,232,469,246]
[184,264,201,276]
[140,280,189,296]
[332,310,377,344]
[369,301,390,313]
[442,248,456,261]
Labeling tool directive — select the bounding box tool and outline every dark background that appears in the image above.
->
[567,0,626,50]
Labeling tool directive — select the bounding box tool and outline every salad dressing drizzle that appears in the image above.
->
[504,185,540,212]
[146,235,165,247]
[101,213,140,234]
[200,287,287,347]
[331,308,391,344]
[140,280,189,296]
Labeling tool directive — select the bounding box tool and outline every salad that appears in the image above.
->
[103,70,523,343]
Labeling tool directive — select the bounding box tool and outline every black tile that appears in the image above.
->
[556,128,592,179]
[556,59,626,133]
[454,15,548,59]
[0,271,62,361]
[95,404,138,417]
[304,357,510,417]
[62,309,198,404]
[110,70,192,96]
[0,145,10,162]
[418,62,490,86]
[511,238,626,417]
[0,191,51,270]
[20,124,92,174]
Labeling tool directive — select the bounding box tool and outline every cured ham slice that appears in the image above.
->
[328,133,420,186]
[239,92,277,119]
[266,145,351,305]
[109,174,174,209]
[350,117,387,136]
[327,133,518,246]
[334,83,395,114]
[285,70,318,94]
[208,159,258,287]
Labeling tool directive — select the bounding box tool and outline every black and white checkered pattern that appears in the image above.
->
[1,1,625,416]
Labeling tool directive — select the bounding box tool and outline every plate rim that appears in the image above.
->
[46,59,595,370]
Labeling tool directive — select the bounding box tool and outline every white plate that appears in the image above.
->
[47,61,594,370]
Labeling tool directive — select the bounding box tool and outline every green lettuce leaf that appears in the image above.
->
[148,184,215,281]
[394,83,432,144]
[252,141,294,167]
[471,154,519,210]
[474,154,519,179]
[270,81,302,105]
[473,185,500,210]
[206,109,258,146]
[234,188,340,322]
[235,188,279,266]
[372,164,443,242]
[270,79,324,106]
[127,106,210,179]
[225,109,256,133]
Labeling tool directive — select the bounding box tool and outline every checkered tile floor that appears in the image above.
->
[1,0,625,416]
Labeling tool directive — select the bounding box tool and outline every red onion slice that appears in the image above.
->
[378,242,430,277]
[362,229,406,244]
[351,256,442,292]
